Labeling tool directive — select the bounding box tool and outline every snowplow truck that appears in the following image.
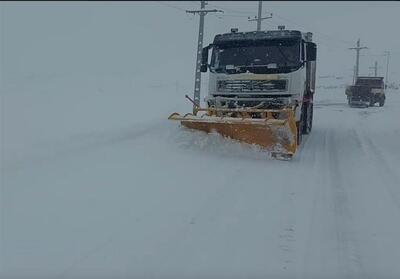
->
[169,28,317,159]
[345,76,385,107]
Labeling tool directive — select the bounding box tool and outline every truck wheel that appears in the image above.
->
[379,98,385,107]
[297,121,303,145]
[303,103,312,135]
[301,104,307,135]
[297,103,307,145]
[309,104,313,132]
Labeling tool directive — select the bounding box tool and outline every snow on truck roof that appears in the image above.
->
[213,30,312,45]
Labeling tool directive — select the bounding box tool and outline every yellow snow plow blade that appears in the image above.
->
[168,107,298,159]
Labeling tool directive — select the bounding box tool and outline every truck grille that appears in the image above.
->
[217,79,287,92]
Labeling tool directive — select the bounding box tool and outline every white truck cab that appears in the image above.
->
[201,27,317,139]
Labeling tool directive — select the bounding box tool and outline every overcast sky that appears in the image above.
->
[1,1,399,87]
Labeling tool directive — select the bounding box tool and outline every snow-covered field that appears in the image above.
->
[2,2,400,278]
[2,70,400,278]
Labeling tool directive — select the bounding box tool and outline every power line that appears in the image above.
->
[159,2,388,54]
[247,1,272,31]
[207,3,254,15]
[156,1,188,12]
[206,3,361,48]
[214,14,250,18]
[273,13,354,47]
[211,11,340,50]
[270,16,345,49]
[361,54,385,57]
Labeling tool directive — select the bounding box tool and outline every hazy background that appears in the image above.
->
[1,1,399,88]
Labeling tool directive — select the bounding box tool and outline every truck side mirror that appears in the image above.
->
[306,42,317,61]
[200,46,209,72]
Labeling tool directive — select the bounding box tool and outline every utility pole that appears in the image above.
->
[347,67,356,84]
[369,61,379,77]
[348,39,368,83]
[384,51,390,87]
[257,1,262,31]
[186,1,223,113]
[248,1,272,31]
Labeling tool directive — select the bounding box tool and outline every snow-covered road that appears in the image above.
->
[2,75,400,278]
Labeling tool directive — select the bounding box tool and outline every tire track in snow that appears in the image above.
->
[326,128,369,279]
[301,125,368,279]
[274,132,316,274]
[270,127,320,275]
[356,128,400,211]
[300,128,330,278]
[276,180,296,273]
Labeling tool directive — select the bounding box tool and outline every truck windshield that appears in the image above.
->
[210,39,301,74]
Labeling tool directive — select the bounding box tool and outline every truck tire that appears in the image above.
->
[297,102,308,144]
[301,104,307,135]
[379,98,385,107]
[369,100,375,107]
[309,103,313,132]
[297,121,303,145]
[303,103,313,135]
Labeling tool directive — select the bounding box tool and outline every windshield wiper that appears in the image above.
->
[276,45,301,66]
[276,45,291,66]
